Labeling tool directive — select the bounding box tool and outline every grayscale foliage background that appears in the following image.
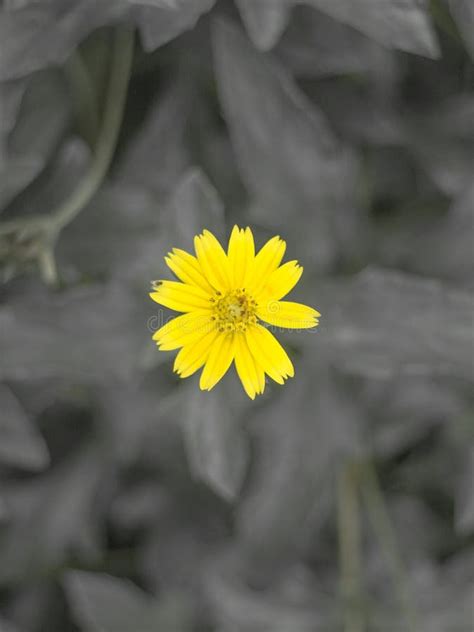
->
[0,1,473,631]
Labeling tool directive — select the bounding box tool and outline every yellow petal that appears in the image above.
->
[153,312,214,350]
[199,332,236,391]
[246,324,294,383]
[150,280,213,312]
[227,225,255,288]
[254,356,266,394]
[234,332,264,400]
[174,327,219,377]
[165,248,214,294]
[249,235,286,295]
[194,230,231,292]
[257,260,303,301]
[257,300,320,329]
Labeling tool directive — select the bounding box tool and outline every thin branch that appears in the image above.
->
[64,49,100,148]
[338,462,366,632]
[53,27,134,231]
[361,460,419,632]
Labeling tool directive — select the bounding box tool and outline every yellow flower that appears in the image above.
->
[150,226,320,399]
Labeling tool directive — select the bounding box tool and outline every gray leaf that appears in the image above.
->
[236,364,362,579]
[0,446,105,585]
[0,496,8,522]
[276,5,397,79]
[1,70,70,211]
[0,383,50,470]
[134,0,215,51]
[0,79,26,153]
[316,268,474,380]
[375,180,474,286]
[0,616,21,632]
[412,181,474,284]
[0,282,149,380]
[65,571,192,632]
[456,445,474,534]
[163,167,225,251]
[65,571,157,632]
[0,1,126,81]
[206,550,331,632]
[449,0,474,59]
[57,184,160,283]
[116,79,193,198]
[213,20,362,269]
[408,94,474,196]
[305,0,440,58]
[7,137,90,219]
[0,0,215,82]
[367,376,464,458]
[235,0,291,51]
[182,385,249,501]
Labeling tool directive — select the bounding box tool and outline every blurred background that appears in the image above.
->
[0,1,473,631]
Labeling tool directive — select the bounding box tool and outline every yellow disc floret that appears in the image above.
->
[211,288,257,332]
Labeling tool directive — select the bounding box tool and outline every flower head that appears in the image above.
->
[150,226,320,399]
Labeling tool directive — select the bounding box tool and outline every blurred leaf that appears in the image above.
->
[276,5,398,79]
[0,79,25,153]
[65,571,193,632]
[455,444,474,534]
[366,376,464,458]
[305,0,440,58]
[308,80,405,146]
[116,79,193,198]
[6,137,91,220]
[96,376,174,465]
[0,282,149,380]
[236,363,362,580]
[0,446,105,585]
[0,70,70,211]
[56,184,160,283]
[235,0,291,51]
[0,0,215,82]
[213,20,363,269]
[0,496,8,522]
[0,616,21,632]
[206,551,335,632]
[449,0,474,59]
[375,180,474,286]
[0,1,126,81]
[317,267,474,380]
[368,552,474,632]
[0,383,50,470]
[233,0,440,58]
[405,553,474,632]
[134,0,215,51]
[412,181,474,284]
[110,479,165,532]
[164,167,225,249]
[182,386,249,501]
[408,94,474,196]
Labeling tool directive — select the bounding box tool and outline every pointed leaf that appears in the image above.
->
[236,0,291,51]
[213,20,362,269]
[0,383,50,470]
[306,0,440,58]
[182,387,249,501]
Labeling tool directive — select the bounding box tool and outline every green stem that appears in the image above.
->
[429,0,463,45]
[64,49,100,148]
[53,27,134,232]
[0,27,133,245]
[361,460,419,632]
[338,462,365,632]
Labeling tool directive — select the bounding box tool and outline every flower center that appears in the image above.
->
[211,289,257,332]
